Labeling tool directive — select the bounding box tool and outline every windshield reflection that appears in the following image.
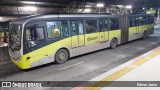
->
[9,24,21,51]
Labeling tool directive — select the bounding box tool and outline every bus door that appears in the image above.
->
[134,17,140,38]
[99,19,109,42]
[70,20,85,48]
[138,17,144,37]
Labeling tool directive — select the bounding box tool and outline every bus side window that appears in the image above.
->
[25,24,45,49]
[70,20,84,35]
[85,20,98,34]
[59,21,69,37]
[144,16,148,25]
[70,21,78,36]
[110,18,119,30]
[47,21,59,38]
[130,17,136,27]
[25,26,44,41]
[99,20,103,32]
[150,16,154,24]
[78,21,84,34]
[46,21,69,38]
[146,16,150,24]
[134,17,139,26]
[99,19,109,32]
[139,17,142,25]
[104,20,109,31]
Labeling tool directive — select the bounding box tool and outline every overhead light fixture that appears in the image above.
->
[96,3,104,8]
[125,5,132,9]
[143,8,145,10]
[20,1,36,4]
[0,17,3,21]
[84,8,91,13]
[117,5,123,8]
[77,9,83,12]
[23,6,37,11]
[85,5,92,8]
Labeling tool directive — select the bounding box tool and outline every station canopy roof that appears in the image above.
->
[0,0,158,17]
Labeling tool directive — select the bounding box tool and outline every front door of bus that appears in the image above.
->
[70,20,85,48]
[99,20,109,42]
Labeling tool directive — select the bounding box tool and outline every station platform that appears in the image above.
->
[73,46,160,90]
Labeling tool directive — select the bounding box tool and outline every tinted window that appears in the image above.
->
[70,20,84,36]
[78,21,84,34]
[25,23,45,49]
[26,27,44,41]
[130,17,134,27]
[99,20,103,32]
[150,16,154,24]
[134,17,139,26]
[143,16,148,25]
[130,16,153,27]
[139,16,148,25]
[9,24,21,51]
[86,20,98,33]
[46,21,69,38]
[71,21,77,35]
[110,18,119,30]
[99,19,109,32]
[145,16,150,24]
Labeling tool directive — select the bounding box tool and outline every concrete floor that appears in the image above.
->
[99,47,160,90]
[0,27,160,90]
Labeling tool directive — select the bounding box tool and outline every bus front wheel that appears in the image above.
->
[55,49,69,64]
[110,38,118,49]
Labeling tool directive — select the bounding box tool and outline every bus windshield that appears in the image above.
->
[9,24,21,51]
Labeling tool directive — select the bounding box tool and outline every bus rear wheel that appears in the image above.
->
[110,38,118,49]
[55,49,69,64]
[142,31,148,39]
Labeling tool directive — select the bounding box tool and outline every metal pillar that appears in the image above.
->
[158,8,160,24]
[106,7,109,13]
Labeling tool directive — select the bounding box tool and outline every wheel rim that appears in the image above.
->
[112,39,116,48]
[144,32,147,39]
[58,53,66,60]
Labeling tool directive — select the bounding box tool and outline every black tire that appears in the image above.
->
[55,49,69,64]
[142,31,148,39]
[110,38,118,49]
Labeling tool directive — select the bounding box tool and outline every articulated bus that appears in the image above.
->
[8,14,154,69]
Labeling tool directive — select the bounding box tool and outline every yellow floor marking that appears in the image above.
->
[85,66,134,90]
[153,48,160,51]
[84,48,160,90]
[132,51,160,66]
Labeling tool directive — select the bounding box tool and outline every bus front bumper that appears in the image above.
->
[11,58,30,69]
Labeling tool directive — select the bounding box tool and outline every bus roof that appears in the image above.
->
[11,14,119,24]
[11,13,153,25]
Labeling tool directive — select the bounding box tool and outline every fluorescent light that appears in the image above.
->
[23,6,37,11]
[20,1,36,4]
[0,17,3,21]
[85,5,91,8]
[77,9,83,12]
[84,8,91,13]
[125,5,132,9]
[117,5,123,8]
[96,3,104,8]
